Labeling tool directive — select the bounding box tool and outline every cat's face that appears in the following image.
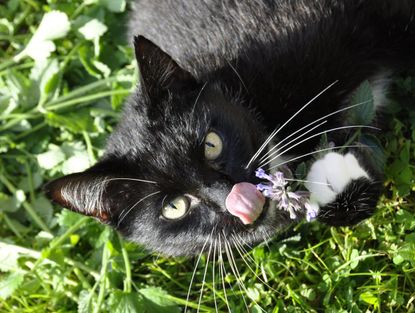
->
[46,37,291,256]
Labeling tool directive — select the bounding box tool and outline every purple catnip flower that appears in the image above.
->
[255,168,319,221]
[305,202,319,222]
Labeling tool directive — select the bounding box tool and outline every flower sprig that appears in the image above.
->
[255,168,319,222]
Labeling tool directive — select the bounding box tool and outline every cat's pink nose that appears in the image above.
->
[225,182,265,224]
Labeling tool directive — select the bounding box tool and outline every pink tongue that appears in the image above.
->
[225,183,266,225]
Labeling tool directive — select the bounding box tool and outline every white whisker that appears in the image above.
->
[260,125,379,168]
[285,178,331,186]
[245,80,338,169]
[260,120,327,163]
[184,232,212,313]
[212,238,219,313]
[197,240,213,313]
[218,238,232,313]
[225,236,267,313]
[99,177,158,185]
[259,99,373,162]
[227,60,249,92]
[191,81,208,119]
[268,144,373,170]
[222,234,250,312]
[231,234,283,296]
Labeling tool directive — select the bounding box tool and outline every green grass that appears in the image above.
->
[0,1,414,312]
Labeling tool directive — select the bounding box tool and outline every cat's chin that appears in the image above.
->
[229,198,291,248]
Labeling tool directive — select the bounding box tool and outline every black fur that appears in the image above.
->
[45,0,415,256]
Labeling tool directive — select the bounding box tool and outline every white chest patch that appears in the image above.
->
[305,152,370,206]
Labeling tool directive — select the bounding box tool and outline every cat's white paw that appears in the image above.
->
[305,152,370,206]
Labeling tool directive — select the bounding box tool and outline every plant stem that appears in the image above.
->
[2,213,23,239]
[82,131,96,164]
[14,122,46,140]
[30,216,89,272]
[0,59,16,72]
[0,241,99,279]
[93,245,110,313]
[47,89,130,111]
[118,233,132,293]
[49,216,89,250]
[45,76,119,107]
[0,173,51,233]
[24,161,35,203]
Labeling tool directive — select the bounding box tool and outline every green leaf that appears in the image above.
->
[393,245,415,265]
[348,81,375,125]
[0,192,19,213]
[109,291,145,313]
[359,291,378,306]
[100,0,126,12]
[30,58,60,103]
[78,45,107,78]
[14,11,70,62]
[58,209,84,229]
[0,242,21,272]
[0,272,25,299]
[349,249,359,270]
[46,109,95,134]
[36,144,66,170]
[139,287,180,313]
[32,196,53,225]
[246,287,261,302]
[18,170,43,192]
[79,19,108,41]
[359,134,385,171]
[78,290,93,313]
[395,210,415,231]
[61,152,90,175]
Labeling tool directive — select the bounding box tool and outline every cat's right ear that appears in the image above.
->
[133,36,198,97]
[44,171,113,224]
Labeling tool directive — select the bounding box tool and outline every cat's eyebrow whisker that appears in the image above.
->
[191,81,208,120]
[90,177,158,193]
[99,177,158,185]
[245,80,338,169]
[268,144,374,170]
[227,60,249,93]
[259,125,380,168]
[184,231,212,313]
[117,191,161,227]
[259,99,373,162]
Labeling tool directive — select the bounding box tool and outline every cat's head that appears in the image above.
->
[45,37,291,256]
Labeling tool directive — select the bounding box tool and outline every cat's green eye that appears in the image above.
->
[204,131,223,160]
[162,196,189,220]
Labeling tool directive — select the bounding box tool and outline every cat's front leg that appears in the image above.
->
[304,151,382,226]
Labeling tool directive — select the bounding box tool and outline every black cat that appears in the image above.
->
[45,0,415,256]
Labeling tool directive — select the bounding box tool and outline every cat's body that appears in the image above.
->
[46,0,415,256]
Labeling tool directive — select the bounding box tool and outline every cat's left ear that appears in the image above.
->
[134,36,198,96]
[44,171,114,224]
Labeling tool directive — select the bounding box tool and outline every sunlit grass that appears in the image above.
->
[0,1,414,312]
